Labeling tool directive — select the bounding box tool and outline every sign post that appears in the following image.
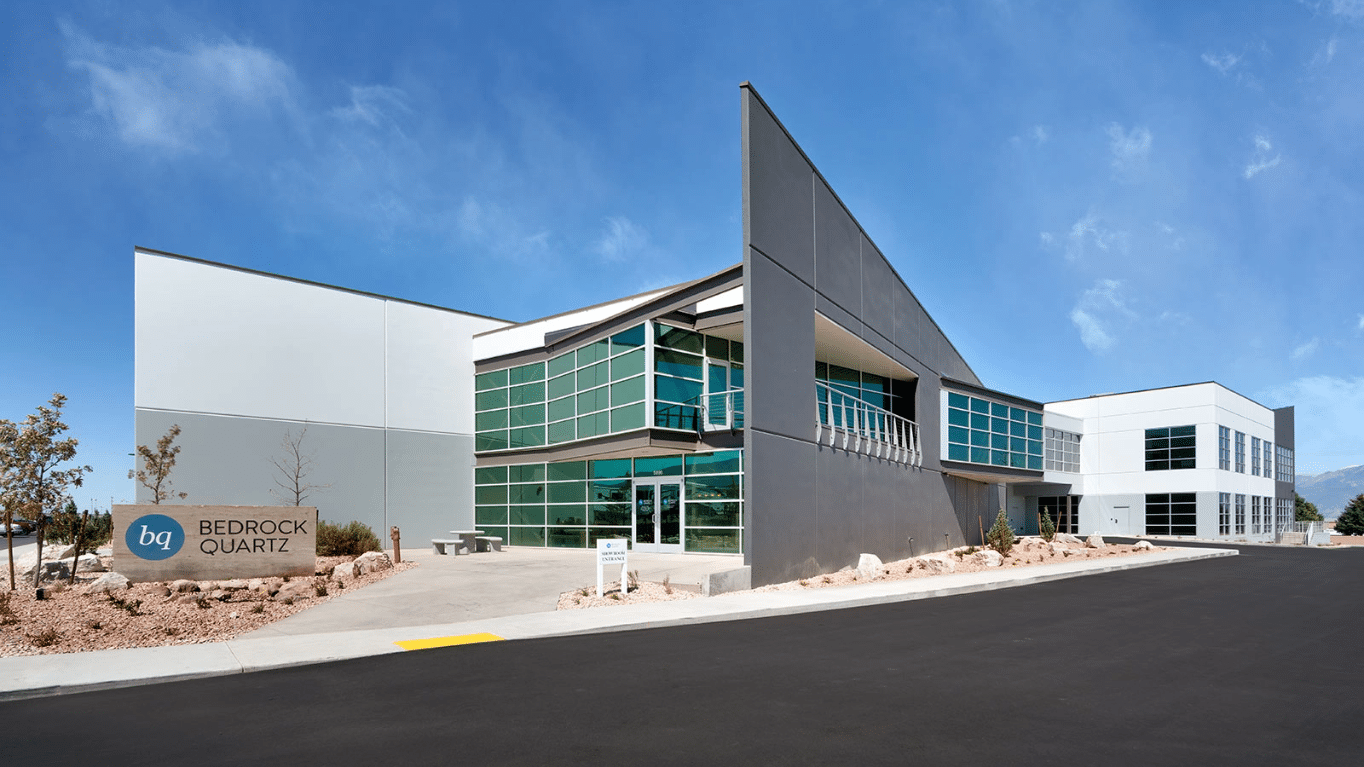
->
[596,538,628,597]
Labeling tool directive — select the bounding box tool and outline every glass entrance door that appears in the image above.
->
[633,479,683,553]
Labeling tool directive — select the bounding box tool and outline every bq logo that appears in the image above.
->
[125,514,186,561]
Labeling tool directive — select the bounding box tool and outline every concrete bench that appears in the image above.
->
[476,536,503,552]
[431,538,466,555]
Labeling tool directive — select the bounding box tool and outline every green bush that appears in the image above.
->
[316,520,382,556]
[1039,510,1056,542]
[986,509,1015,557]
[46,510,113,549]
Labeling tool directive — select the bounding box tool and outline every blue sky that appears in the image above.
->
[3,0,1363,509]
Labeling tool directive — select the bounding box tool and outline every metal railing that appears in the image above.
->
[700,389,745,432]
[815,381,921,466]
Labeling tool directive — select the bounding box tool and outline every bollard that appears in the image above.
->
[390,526,402,564]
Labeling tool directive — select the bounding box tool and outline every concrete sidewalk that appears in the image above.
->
[0,545,1236,701]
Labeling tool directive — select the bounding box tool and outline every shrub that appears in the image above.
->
[47,510,113,548]
[1039,510,1057,542]
[316,520,383,556]
[986,509,1016,557]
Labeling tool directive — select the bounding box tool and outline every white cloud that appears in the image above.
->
[1107,123,1151,174]
[1292,337,1321,360]
[1356,314,1364,331]
[1202,52,1241,74]
[1059,211,1127,263]
[1311,37,1339,67]
[331,85,410,132]
[1032,125,1049,145]
[1244,134,1282,178]
[454,196,551,263]
[593,216,648,262]
[1070,279,1135,353]
[1260,375,1364,474]
[1327,0,1364,20]
[60,21,295,152]
[1038,232,1054,246]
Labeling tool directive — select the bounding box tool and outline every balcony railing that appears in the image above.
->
[816,381,921,466]
[700,389,745,432]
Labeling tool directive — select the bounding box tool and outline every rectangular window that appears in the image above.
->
[1235,494,1246,535]
[1235,431,1245,473]
[1264,442,1272,481]
[1037,496,1080,535]
[1251,437,1261,477]
[1218,426,1231,471]
[1145,425,1196,471]
[943,392,1043,471]
[1275,445,1294,483]
[1044,428,1081,473]
[1252,496,1261,534]
[1146,493,1197,536]
[1218,493,1230,535]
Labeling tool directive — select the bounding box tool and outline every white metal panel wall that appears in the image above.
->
[384,300,507,434]
[136,252,387,427]
[471,290,667,360]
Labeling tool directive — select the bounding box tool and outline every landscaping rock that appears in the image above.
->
[87,572,131,594]
[1086,534,1107,549]
[72,553,106,573]
[274,580,313,602]
[217,579,249,591]
[354,551,393,575]
[40,561,71,583]
[855,553,884,580]
[1048,542,1069,555]
[1134,540,1154,550]
[921,557,957,574]
[972,549,1004,567]
[331,561,358,580]
[1056,533,1083,545]
[152,585,171,598]
[171,579,200,593]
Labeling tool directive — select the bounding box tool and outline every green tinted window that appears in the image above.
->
[548,481,586,503]
[685,528,740,554]
[611,349,645,380]
[508,427,545,448]
[547,420,575,444]
[948,444,969,461]
[475,431,508,451]
[474,466,507,485]
[509,363,545,385]
[577,411,609,438]
[548,373,575,400]
[948,392,969,409]
[655,348,702,379]
[611,324,646,354]
[686,501,740,527]
[475,485,507,504]
[577,361,609,390]
[611,376,645,406]
[476,410,508,430]
[655,375,702,403]
[970,398,990,413]
[548,507,587,526]
[686,474,740,500]
[509,382,544,406]
[511,505,545,525]
[634,455,683,477]
[475,506,507,525]
[706,336,729,360]
[589,479,631,502]
[548,461,587,481]
[475,389,507,411]
[1028,411,1043,426]
[508,483,544,504]
[590,504,631,526]
[510,404,545,427]
[510,527,546,547]
[948,408,969,427]
[815,362,828,380]
[547,396,575,423]
[992,402,1010,418]
[548,352,575,378]
[948,426,969,444]
[655,324,703,353]
[610,403,645,432]
[590,459,633,479]
[577,340,609,367]
[685,450,741,475]
[548,527,587,548]
[729,341,743,363]
[509,464,546,483]
[475,370,507,391]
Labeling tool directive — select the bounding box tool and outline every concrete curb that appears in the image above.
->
[0,546,1235,701]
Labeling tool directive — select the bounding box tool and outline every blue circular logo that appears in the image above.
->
[125,514,185,560]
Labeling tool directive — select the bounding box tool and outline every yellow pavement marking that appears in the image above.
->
[394,632,504,651]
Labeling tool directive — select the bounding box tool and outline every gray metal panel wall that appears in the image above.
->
[741,84,988,585]
[134,409,386,540]
[1275,405,1296,500]
[385,430,476,546]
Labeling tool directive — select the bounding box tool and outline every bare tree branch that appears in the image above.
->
[269,425,330,506]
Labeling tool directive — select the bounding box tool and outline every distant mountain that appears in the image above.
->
[1297,465,1364,519]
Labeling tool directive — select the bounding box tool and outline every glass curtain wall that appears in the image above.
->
[654,324,744,431]
[945,392,1044,470]
[474,449,744,553]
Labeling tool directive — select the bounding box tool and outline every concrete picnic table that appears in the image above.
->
[448,530,485,554]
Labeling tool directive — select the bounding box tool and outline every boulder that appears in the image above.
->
[1134,540,1154,550]
[171,579,200,593]
[45,544,76,560]
[217,579,249,591]
[855,553,884,580]
[1085,534,1107,549]
[972,549,1004,567]
[1056,533,1083,545]
[72,553,106,573]
[921,557,957,574]
[87,572,130,594]
[39,560,71,583]
[274,580,314,602]
[331,562,358,580]
[1047,542,1069,555]
[354,551,393,575]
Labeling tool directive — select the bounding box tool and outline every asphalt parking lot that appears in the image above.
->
[2,542,1359,766]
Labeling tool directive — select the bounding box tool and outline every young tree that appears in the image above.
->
[1335,493,1364,536]
[269,424,330,506]
[1295,493,1324,522]
[129,424,188,504]
[1,417,20,590]
[986,508,1016,556]
[1,394,91,588]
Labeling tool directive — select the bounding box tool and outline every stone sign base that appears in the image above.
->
[113,505,317,582]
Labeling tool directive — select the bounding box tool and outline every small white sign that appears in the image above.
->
[597,538,629,597]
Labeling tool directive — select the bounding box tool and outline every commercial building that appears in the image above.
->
[133,84,1294,587]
